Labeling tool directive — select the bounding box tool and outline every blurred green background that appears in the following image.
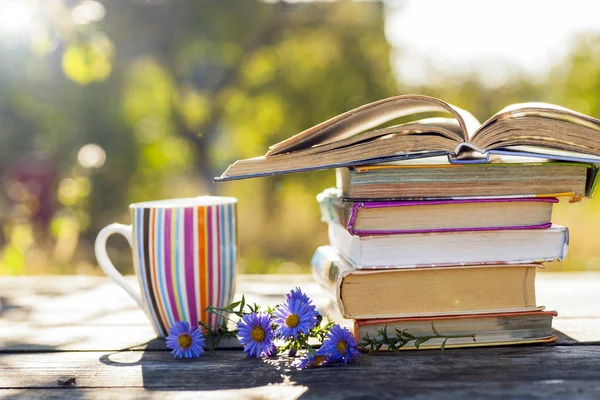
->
[2,0,600,275]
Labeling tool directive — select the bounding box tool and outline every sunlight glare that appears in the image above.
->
[72,0,106,25]
[385,0,600,86]
[0,0,36,35]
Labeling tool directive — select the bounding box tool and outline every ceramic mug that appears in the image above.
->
[95,197,237,337]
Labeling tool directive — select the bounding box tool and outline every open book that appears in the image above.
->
[215,95,600,181]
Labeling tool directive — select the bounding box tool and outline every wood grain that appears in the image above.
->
[2,382,600,400]
[1,273,599,351]
[0,275,339,351]
[1,273,600,399]
[2,346,600,398]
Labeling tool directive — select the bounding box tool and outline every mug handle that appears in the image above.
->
[94,223,144,310]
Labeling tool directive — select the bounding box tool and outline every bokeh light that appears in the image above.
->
[0,0,36,36]
[72,0,105,25]
[77,144,106,169]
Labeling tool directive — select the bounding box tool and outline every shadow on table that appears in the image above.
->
[99,339,294,392]
[94,329,598,398]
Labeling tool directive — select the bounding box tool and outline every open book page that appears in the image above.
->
[266,94,481,156]
[481,102,600,131]
[489,146,600,163]
[216,118,468,181]
[298,118,464,156]
[468,102,600,155]
[215,95,600,182]
[217,135,454,180]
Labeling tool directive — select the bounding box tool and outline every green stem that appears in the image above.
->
[359,326,476,352]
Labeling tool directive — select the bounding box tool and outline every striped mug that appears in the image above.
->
[94,197,237,338]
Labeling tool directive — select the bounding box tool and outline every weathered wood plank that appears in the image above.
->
[3,380,600,400]
[0,387,310,400]
[1,273,600,352]
[1,346,600,395]
[2,274,600,398]
[0,275,340,352]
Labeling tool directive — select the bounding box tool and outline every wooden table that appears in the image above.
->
[1,273,600,399]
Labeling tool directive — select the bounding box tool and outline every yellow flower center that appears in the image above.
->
[178,334,192,349]
[337,340,348,354]
[313,355,325,367]
[285,313,300,328]
[251,326,266,342]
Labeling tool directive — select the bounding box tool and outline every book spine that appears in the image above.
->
[317,188,362,232]
[310,246,348,317]
[346,203,363,235]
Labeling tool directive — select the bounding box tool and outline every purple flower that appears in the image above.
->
[293,350,331,369]
[165,321,205,359]
[237,312,275,358]
[320,324,359,364]
[267,343,278,358]
[273,297,319,340]
[286,287,312,303]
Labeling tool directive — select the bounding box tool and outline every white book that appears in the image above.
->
[327,222,568,268]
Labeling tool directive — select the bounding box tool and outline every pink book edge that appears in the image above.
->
[346,197,558,234]
[359,197,559,209]
[349,223,553,236]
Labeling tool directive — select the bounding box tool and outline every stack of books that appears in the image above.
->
[216,94,600,349]
[312,163,581,349]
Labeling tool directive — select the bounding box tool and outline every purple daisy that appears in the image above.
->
[320,324,359,365]
[165,321,205,359]
[286,287,312,303]
[273,297,319,340]
[237,312,275,358]
[293,350,331,369]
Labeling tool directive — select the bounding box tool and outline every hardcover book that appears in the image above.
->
[336,161,597,200]
[215,94,600,182]
[317,188,557,235]
[327,221,568,268]
[354,311,558,350]
[311,245,544,319]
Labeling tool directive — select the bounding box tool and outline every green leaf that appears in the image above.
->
[414,337,430,349]
[223,301,241,311]
[381,325,389,341]
[431,322,439,335]
[398,329,416,340]
[440,338,448,352]
[198,320,211,331]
